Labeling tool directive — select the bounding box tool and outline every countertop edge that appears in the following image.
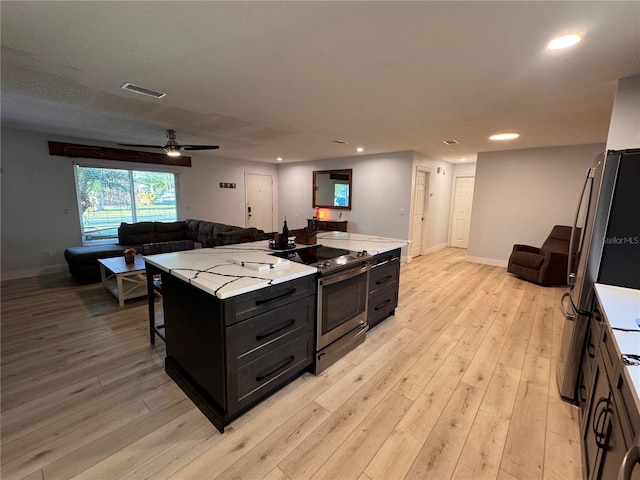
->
[594,283,640,418]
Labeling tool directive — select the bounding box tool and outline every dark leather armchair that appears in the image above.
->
[507,225,580,285]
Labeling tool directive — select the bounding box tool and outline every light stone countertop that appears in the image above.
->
[594,283,640,414]
[315,231,411,254]
[144,234,410,300]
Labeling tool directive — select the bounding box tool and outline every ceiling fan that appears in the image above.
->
[120,129,219,157]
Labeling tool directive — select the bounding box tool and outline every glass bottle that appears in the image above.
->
[281,217,289,247]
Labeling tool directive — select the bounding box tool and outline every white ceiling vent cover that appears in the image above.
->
[121,83,166,99]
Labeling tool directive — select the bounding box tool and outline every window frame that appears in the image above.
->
[73,161,180,246]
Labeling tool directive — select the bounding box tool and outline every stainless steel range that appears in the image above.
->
[271,245,371,373]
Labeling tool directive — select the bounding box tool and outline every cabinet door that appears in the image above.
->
[597,395,635,480]
[583,354,611,480]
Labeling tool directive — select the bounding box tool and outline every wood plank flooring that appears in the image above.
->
[1,248,582,480]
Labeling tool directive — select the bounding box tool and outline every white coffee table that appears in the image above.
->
[98,255,147,307]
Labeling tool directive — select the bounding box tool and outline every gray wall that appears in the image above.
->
[466,143,604,266]
[277,151,415,239]
[0,128,278,279]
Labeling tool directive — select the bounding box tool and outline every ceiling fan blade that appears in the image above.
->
[181,145,220,150]
[119,144,165,149]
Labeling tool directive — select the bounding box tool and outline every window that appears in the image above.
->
[334,184,349,207]
[74,165,177,245]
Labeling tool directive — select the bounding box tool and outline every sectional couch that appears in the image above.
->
[64,219,266,284]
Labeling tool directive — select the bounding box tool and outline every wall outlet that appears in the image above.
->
[399,208,405,215]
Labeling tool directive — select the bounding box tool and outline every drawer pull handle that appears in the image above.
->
[255,288,297,306]
[375,299,392,311]
[256,319,296,341]
[578,385,587,404]
[256,355,295,382]
[618,445,640,480]
[593,397,612,449]
[376,275,393,285]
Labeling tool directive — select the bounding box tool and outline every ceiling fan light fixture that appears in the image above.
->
[165,146,181,157]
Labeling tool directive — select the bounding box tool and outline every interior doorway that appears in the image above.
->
[449,176,475,248]
[245,173,273,232]
[411,169,430,258]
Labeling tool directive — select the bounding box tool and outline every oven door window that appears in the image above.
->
[321,272,367,335]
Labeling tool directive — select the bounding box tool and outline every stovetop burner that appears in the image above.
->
[270,245,370,274]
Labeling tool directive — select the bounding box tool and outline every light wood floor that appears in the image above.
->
[1,248,583,480]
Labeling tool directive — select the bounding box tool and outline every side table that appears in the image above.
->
[98,255,147,307]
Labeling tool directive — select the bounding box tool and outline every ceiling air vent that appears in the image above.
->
[442,139,459,145]
[332,139,349,144]
[121,82,166,99]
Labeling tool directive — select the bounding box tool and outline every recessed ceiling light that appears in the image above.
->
[356,147,364,153]
[547,34,582,50]
[276,157,283,162]
[489,132,520,141]
[460,158,467,162]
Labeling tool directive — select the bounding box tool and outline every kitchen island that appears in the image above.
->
[144,233,410,432]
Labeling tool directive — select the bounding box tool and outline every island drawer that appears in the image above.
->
[227,295,314,363]
[228,331,313,412]
[367,285,399,329]
[368,257,400,295]
[224,276,316,325]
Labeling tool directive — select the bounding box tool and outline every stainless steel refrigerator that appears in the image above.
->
[557,148,640,402]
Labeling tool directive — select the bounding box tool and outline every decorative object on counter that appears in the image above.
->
[279,216,289,248]
[295,227,317,245]
[308,219,318,236]
[228,256,290,272]
[124,248,137,265]
[268,237,296,250]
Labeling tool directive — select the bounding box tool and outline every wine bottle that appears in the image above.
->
[281,217,289,247]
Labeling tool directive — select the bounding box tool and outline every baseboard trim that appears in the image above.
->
[1,263,68,280]
[465,256,508,268]
[405,243,447,263]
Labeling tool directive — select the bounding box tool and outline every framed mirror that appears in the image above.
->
[313,169,352,210]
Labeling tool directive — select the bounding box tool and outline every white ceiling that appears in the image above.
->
[1,1,639,164]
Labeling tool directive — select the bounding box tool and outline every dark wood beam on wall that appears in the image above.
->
[48,141,192,167]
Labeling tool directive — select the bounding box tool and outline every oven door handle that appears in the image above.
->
[319,264,370,287]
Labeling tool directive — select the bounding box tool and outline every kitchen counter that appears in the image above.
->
[315,231,411,255]
[144,234,410,299]
[594,283,640,414]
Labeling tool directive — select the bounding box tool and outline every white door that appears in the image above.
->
[246,173,273,232]
[450,176,475,248]
[411,170,428,257]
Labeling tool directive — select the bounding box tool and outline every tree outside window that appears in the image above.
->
[74,166,177,244]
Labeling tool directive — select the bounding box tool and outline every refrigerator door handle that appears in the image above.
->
[560,291,576,321]
[568,168,594,285]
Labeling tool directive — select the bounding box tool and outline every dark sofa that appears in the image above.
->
[507,225,580,286]
[64,219,266,284]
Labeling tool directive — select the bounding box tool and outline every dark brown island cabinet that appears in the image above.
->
[578,295,640,480]
[367,248,401,329]
[160,272,316,433]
